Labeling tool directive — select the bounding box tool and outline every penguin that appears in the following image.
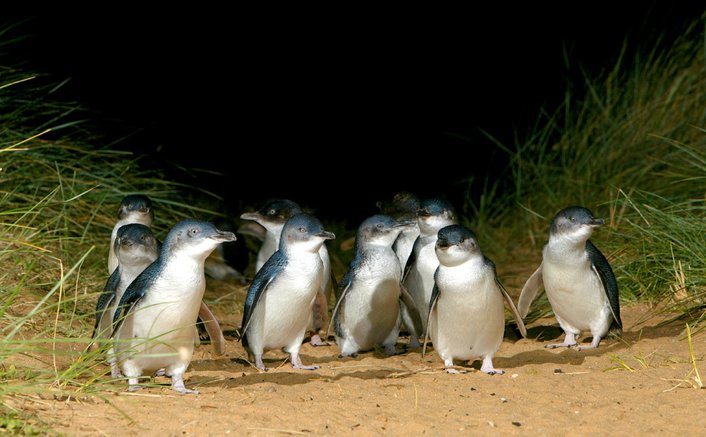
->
[111,219,236,393]
[108,194,154,274]
[402,197,458,345]
[239,213,335,371]
[105,194,226,356]
[330,215,423,357]
[423,224,527,374]
[240,199,335,346]
[240,199,303,272]
[376,191,421,272]
[92,223,160,377]
[517,206,622,349]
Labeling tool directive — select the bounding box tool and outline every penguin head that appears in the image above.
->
[115,223,160,266]
[549,206,605,242]
[117,194,154,224]
[280,213,335,254]
[162,219,237,260]
[240,198,303,233]
[435,224,480,266]
[417,198,458,236]
[355,214,413,249]
[376,191,421,221]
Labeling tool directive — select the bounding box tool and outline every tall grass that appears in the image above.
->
[0,29,227,431]
[469,14,705,316]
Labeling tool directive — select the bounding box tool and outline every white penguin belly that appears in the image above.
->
[431,271,504,361]
[341,277,401,350]
[117,274,205,373]
[256,268,322,351]
[543,261,611,334]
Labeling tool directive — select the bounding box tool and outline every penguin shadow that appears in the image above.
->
[189,356,325,389]
[499,323,633,368]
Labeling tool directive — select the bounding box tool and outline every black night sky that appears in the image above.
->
[5,4,703,224]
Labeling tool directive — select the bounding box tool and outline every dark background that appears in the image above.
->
[5,4,704,225]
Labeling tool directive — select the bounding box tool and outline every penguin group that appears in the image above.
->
[90,192,621,393]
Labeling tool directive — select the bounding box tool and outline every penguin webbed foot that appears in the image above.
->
[172,380,199,395]
[308,333,330,347]
[445,368,465,374]
[338,352,358,359]
[479,356,504,375]
[576,336,602,350]
[545,332,578,349]
[545,343,575,349]
[254,357,269,372]
[292,363,320,371]
[383,345,400,356]
[290,351,320,370]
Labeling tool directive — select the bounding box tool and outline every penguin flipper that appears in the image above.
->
[198,301,226,356]
[110,265,154,334]
[91,268,121,340]
[401,236,421,282]
[517,262,543,318]
[587,240,622,332]
[240,252,286,345]
[421,281,441,358]
[399,282,423,339]
[497,279,528,338]
[327,271,353,340]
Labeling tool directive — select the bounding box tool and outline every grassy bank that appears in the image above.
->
[1,14,705,434]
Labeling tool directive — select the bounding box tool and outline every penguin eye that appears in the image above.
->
[189,228,199,236]
[268,209,276,216]
[298,227,306,233]
[140,235,146,241]
[376,223,384,229]
[570,216,576,222]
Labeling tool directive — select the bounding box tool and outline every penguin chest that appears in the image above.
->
[341,254,401,347]
[118,267,206,366]
[542,255,609,331]
[255,260,323,350]
[431,265,504,360]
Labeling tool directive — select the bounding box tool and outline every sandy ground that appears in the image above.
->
[10,281,706,437]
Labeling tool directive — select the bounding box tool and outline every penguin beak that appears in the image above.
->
[436,239,450,250]
[589,218,605,227]
[417,208,431,218]
[317,230,336,240]
[394,219,416,228]
[213,231,237,242]
[240,212,260,221]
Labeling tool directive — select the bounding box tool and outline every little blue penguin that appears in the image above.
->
[240,199,335,346]
[517,206,622,349]
[240,199,304,272]
[424,225,527,374]
[330,215,423,357]
[239,213,335,371]
[108,194,154,274]
[376,191,421,272]
[93,223,160,377]
[111,219,236,393]
[106,194,226,355]
[402,197,458,345]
